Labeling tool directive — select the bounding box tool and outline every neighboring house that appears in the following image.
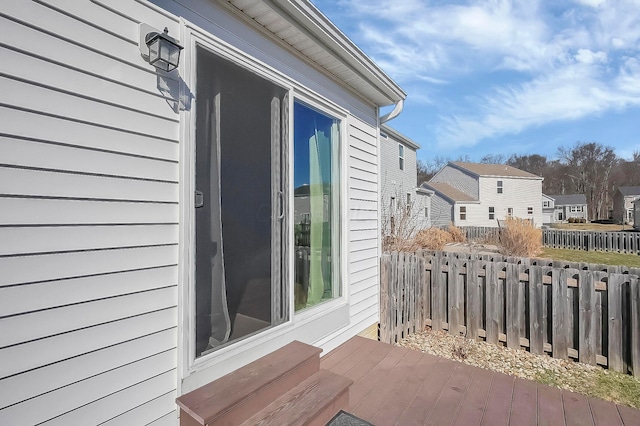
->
[542,194,555,224]
[423,162,543,227]
[613,186,640,225]
[0,1,406,424]
[635,199,640,229]
[380,125,432,239]
[543,194,588,223]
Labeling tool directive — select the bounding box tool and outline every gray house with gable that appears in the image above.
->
[379,125,432,240]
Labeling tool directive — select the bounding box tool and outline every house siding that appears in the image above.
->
[0,0,386,424]
[478,177,543,227]
[430,194,454,228]
[0,1,180,424]
[379,132,431,236]
[431,164,479,199]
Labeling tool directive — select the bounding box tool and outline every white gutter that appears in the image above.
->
[380,99,404,123]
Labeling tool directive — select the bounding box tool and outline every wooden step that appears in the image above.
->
[241,369,353,426]
[176,341,322,426]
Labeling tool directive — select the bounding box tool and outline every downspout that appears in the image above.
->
[379,99,404,124]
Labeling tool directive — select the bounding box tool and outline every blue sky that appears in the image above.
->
[311,0,640,164]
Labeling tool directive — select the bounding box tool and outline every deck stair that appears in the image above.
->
[176,340,352,425]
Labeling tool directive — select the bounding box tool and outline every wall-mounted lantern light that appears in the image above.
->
[143,27,183,72]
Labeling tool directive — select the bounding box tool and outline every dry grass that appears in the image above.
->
[448,224,466,243]
[499,217,542,257]
[551,223,625,231]
[414,228,454,250]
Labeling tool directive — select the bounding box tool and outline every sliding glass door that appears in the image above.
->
[194,47,287,357]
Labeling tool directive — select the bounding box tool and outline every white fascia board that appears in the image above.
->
[269,0,406,105]
[381,124,421,150]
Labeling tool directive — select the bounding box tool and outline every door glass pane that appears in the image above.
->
[293,101,340,311]
[194,47,286,357]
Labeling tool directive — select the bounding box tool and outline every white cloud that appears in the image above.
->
[328,0,640,148]
[574,49,607,64]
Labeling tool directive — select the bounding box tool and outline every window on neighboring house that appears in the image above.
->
[507,207,513,217]
[398,144,404,170]
[489,206,495,220]
[528,207,533,215]
[425,207,429,218]
[543,200,550,208]
[558,212,564,221]
[406,193,411,214]
[460,206,467,220]
[497,180,503,194]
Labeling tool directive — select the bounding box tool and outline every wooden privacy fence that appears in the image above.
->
[380,250,640,377]
[543,229,640,255]
[460,227,640,255]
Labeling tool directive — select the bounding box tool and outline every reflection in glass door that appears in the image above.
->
[293,101,340,311]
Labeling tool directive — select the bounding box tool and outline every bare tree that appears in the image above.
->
[479,153,506,164]
[557,142,617,220]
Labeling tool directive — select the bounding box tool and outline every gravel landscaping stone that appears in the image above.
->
[398,327,640,408]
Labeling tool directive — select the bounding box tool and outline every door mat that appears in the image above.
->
[326,410,373,426]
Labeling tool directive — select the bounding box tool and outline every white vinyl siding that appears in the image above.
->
[379,133,430,234]
[1,0,393,424]
[347,116,380,332]
[0,2,180,424]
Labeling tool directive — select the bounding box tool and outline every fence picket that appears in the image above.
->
[506,263,520,349]
[432,253,443,331]
[486,262,500,344]
[380,253,391,344]
[529,265,544,355]
[578,270,597,365]
[449,258,461,335]
[467,259,480,340]
[552,268,569,359]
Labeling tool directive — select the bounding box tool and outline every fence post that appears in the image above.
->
[380,253,391,344]
[608,273,625,373]
[631,275,639,378]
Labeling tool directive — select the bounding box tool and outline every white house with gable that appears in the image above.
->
[422,162,543,228]
[0,1,407,424]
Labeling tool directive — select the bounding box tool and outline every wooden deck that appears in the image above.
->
[320,336,640,425]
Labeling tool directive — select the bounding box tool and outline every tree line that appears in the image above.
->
[418,142,640,221]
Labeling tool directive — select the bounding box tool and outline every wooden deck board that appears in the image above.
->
[480,372,514,426]
[369,353,439,425]
[321,337,640,426]
[589,397,623,426]
[453,366,494,426]
[510,378,538,426]
[537,384,565,426]
[562,390,594,426]
[395,357,456,426]
[350,348,423,420]
[426,363,476,425]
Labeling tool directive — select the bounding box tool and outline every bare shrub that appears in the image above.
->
[498,217,542,257]
[414,228,454,250]
[448,224,466,243]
